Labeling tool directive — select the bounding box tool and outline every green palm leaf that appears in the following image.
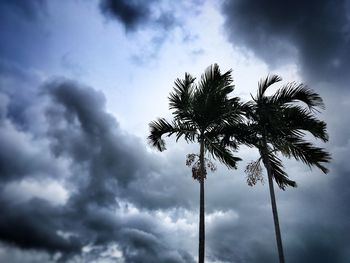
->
[269,83,325,110]
[169,73,196,122]
[257,74,282,100]
[148,118,198,151]
[265,152,297,189]
[275,136,331,174]
[279,106,329,142]
[148,118,176,151]
[204,136,241,169]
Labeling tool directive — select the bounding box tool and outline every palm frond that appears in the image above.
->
[219,122,258,147]
[148,118,175,151]
[269,83,325,111]
[280,106,329,142]
[205,103,245,135]
[198,64,234,100]
[257,74,282,100]
[169,73,196,121]
[264,152,297,189]
[275,137,331,174]
[198,64,233,94]
[148,118,197,151]
[204,136,241,169]
[174,120,198,142]
[190,64,236,130]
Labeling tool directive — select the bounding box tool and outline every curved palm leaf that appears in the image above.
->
[256,74,282,101]
[279,106,329,142]
[204,136,241,169]
[169,73,196,122]
[275,136,331,174]
[269,83,325,111]
[264,151,297,189]
[148,118,197,151]
[198,63,233,96]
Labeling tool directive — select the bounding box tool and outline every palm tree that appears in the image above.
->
[226,75,331,263]
[148,64,243,263]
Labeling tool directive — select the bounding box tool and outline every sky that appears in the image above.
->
[0,0,349,262]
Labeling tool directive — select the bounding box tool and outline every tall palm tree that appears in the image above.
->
[148,64,243,263]
[225,75,331,263]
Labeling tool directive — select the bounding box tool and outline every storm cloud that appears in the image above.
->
[1,0,350,262]
[0,0,46,21]
[99,0,178,32]
[218,5,350,260]
[0,0,49,68]
[221,0,350,86]
[0,71,197,262]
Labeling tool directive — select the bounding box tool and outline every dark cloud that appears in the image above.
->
[119,228,195,263]
[221,0,350,86]
[99,0,206,64]
[99,0,178,32]
[0,127,60,182]
[0,243,56,263]
[218,7,350,261]
[0,197,81,256]
[0,73,196,262]
[13,79,342,263]
[0,0,47,21]
[0,62,63,183]
[204,177,349,263]
[0,1,50,70]
[0,60,39,128]
[1,1,349,262]
[99,0,151,31]
[42,79,195,209]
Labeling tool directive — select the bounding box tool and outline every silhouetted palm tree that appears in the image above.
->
[148,64,243,263]
[237,75,331,263]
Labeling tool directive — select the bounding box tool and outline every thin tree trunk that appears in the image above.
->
[198,139,205,263]
[264,156,285,263]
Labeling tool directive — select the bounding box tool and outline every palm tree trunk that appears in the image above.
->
[264,156,285,263]
[198,139,205,263]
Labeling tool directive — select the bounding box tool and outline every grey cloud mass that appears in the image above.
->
[0,0,46,21]
[0,1,50,69]
[100,0,151,31]
[221,0,350,86]
[218,4,350,260]
[0,72,197,262]
[205,171,350,263]
[99,0,178,32]
[1,0,350,262]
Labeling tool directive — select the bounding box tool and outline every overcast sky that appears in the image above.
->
[0,0,349,262]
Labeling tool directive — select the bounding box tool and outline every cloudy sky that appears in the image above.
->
[0,0,349,262]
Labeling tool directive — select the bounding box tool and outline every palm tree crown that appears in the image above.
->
[242,74,331,189]
[148,64,243,172]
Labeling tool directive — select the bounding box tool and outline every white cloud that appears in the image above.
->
[3,179,69,206]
